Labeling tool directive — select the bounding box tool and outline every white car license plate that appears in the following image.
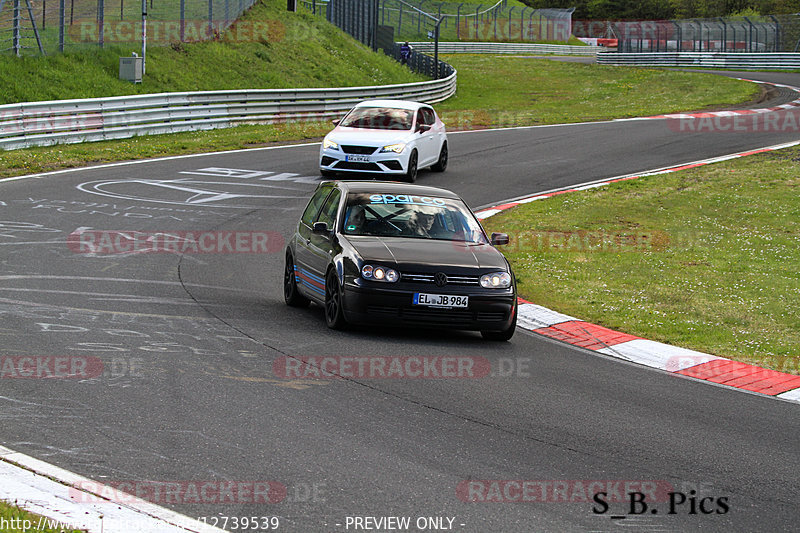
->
[346,155,371,162]
[413,293,468,308]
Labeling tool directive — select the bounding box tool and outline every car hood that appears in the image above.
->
[327,127,414,147]
[347,236,509,272]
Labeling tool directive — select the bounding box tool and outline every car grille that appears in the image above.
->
[366,306,507,324]
[321,156,336,166]
[334,161,383,171]
[401,272,480,286]
[341,145,377,155]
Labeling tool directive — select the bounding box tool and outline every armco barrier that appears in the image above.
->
[597,52,800,69]
[0,74,456,151]
[408,41,600,56]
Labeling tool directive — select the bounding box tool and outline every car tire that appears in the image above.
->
[481,303,517,341]
[320,169,337,178]
[284,252,310,308]
[430,142,448,172]
[402,150,418,183]
[325,268,348,330]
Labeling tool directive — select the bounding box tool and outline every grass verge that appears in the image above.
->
[434,54,758,128]
[481,146,800,374]
[0,500,85,532]
[0,57,757,179]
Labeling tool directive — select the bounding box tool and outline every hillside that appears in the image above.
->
[0,0,424,105]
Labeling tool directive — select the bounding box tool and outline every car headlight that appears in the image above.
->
[480,272,512,289]
[362,264,399,283]
[323,138,339,150]
[380,143,406,154]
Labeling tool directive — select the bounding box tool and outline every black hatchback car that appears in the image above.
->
[283,181,517,340]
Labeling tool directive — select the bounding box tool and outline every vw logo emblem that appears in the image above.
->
[434,272,448,287]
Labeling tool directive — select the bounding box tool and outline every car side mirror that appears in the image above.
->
[332,118,340,126]
[417,123,431,133]
[491,232,509,246]
[312,222,330,235]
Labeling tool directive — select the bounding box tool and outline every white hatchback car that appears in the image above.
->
[319,99,448,182]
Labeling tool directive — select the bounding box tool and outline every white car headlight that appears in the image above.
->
[362,264,399,283]
[380,143,406,154]
[323,138,339,150]
[480,272,512,289]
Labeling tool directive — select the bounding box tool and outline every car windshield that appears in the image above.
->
[339,107,414,130]
[341,193,489,244]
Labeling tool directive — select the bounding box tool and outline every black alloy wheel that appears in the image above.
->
[403,150,418,183]
[284,252,310,307]
[325,268,348,329]
[431,142,448,172]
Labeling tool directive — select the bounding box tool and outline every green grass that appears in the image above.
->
[482,147,800,374]
[0,500,85,532]
[0,0,424,104]
[434,55,757,128]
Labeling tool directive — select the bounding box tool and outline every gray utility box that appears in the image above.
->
[119,56,143,83]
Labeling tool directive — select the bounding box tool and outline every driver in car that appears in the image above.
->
[345,205,367,234]
[410,207,448,239]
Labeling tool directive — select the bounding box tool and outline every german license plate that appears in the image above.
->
[413,293,469,308]
[346,155,370,162]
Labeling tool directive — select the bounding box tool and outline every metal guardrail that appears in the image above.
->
[408,41,600,56]
[597,52,800,69]
[0,74,456,150]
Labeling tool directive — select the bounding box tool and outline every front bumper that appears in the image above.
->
[320,147,409,175]
[341,281,516,331]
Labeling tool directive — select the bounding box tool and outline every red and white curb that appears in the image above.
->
[477,143,800,405]
[649,79,800,119]
[0,445,224,532]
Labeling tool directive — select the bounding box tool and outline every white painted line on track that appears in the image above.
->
[0,445,225,533]
[0,141,321,183]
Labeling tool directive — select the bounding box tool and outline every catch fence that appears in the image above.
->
[574,14,800,53]
[0,0,257,55]
[301,0,574,43]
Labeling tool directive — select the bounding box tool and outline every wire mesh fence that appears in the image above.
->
[0,0,257,55]
[301,0,574,43]
[306,0,453,79]
[573,14,800,53]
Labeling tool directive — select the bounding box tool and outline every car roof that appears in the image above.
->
[326,181,461,199]
[353,99,430,111]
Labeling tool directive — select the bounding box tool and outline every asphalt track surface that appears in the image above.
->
[1,69,799,532]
